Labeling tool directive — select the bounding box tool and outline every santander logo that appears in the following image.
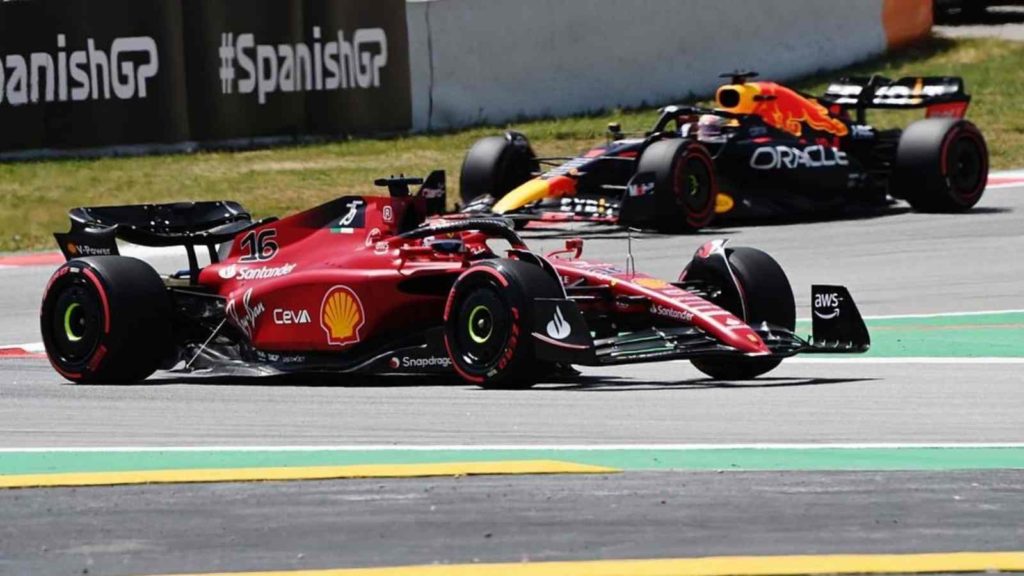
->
[546,306,571,340]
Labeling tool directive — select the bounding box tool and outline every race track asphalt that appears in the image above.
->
[0,185,1021,575]
[3,471,1023,576]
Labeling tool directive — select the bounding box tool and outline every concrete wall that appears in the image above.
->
[406,0,932,131]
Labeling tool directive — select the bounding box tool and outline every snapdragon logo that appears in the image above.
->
[0,34,158,107]
[218,26,388,105]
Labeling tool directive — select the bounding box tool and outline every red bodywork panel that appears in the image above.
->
[196,194,766,356]
[198,196,466,352]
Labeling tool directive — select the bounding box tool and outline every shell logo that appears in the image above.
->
[320,285,365,346]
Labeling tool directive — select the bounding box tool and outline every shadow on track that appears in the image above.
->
[519,204,1011,241]
[80,372,873,391]
[537,376,876,392]
[126,372,467,388]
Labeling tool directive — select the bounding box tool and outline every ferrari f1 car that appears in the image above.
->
[41,171,869,388]
[458,72,989,232]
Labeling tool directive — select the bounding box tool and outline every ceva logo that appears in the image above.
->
[273,309,311,325]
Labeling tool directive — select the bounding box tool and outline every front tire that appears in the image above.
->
[459,133,539,205]
[40,256,172,383]
[894,118,988,212]
[443,259,562,389]
[688,247,795,380]
[636,139,717,233]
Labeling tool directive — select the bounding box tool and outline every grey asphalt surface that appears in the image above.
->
[1,359,1023,447]
[2,471,1023,576]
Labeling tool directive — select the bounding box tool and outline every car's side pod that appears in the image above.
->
[808,285,871,353]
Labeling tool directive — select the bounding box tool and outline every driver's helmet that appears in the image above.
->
[697,114,732,143]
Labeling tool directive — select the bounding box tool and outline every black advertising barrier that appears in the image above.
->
[0,0,190,152]
[0,0,411,155]
[181,0,306,141]
[182,0,411,143]
[304,0,412,135]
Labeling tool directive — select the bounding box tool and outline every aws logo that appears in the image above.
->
[814,292,842,320]
[320,285,365,346]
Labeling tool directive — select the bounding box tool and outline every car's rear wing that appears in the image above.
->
[821,75,971,120]
[54,201,264,281]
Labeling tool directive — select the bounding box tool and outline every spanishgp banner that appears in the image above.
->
[0,0,190,152]
[182,0,411,142]
[181,0,306,141]
[0,0,410,154]
[303,0,412,135]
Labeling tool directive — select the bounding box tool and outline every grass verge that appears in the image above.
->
[2,36,1022,252]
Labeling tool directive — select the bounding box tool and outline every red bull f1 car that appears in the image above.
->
[458,72,989,232]
[41,172,869,388]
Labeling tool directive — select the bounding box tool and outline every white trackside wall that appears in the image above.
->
[406,0,921,131]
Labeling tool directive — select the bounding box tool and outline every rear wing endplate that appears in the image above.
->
[806,285,871,353]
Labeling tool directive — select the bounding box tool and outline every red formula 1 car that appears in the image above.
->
[41,172,869,388]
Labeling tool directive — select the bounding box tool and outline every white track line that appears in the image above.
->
[779,357,1024,364]
[0,342,45,352]
[991,169,1024,178]
[796,308,1024,323]
[2,443,1024,453]
[860,308,1024,320]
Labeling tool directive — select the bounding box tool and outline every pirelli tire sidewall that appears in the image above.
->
[443,259,560,389]
[895,118,989,212]
[638,139,717,233]
[40,256,172,384]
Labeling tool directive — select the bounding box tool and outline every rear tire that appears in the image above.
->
[688,247,795,380]
[459,133,539,205]
[636,139,717,233]
[443,259,562,389]
[894,118,988,212]
[40,256,172,383]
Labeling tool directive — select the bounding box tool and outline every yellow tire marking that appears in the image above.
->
[154,551,1024,576]
[0,460,616,489]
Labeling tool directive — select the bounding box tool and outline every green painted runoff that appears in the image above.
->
[798,311,1024,357]
[2,447,1024,475]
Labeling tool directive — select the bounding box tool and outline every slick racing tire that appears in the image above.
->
[688,247,795,380]
[444,259,562,389]
[459,133,539,205]
[40,256,172,384]
[637,139,717,233]
[894,118,988,213]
